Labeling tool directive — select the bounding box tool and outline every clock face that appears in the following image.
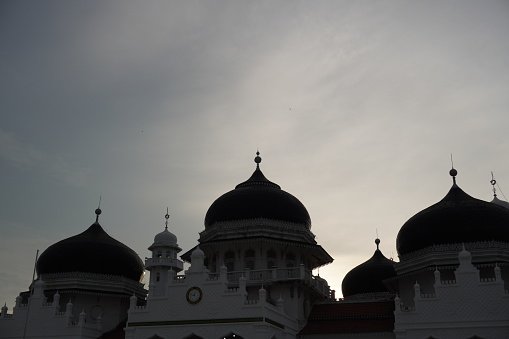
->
[186,286,202,304]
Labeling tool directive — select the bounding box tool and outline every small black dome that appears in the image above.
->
[341,247,396,297]
[37,222,145,282]
[396,184,509,257]
[204,167,311,229]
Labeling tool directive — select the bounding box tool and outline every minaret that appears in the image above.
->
[145,208,183,296]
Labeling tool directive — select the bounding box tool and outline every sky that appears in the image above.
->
[1,0,509,307]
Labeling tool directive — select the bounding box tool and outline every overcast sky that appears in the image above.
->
[1,0,509,307]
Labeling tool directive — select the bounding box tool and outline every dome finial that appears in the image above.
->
[491,171,497,198]
[254,150,262,169]
[95,195,102,222]
[375,229,380,250]
[164,207,170,230]
[449,154,457,185]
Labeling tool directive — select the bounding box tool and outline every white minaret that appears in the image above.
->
[145,208,183,296]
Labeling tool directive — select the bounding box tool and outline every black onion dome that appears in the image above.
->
[396,183,509,256]
[204,165,312,229]
[37,221,145,282]
[341,243,396,297]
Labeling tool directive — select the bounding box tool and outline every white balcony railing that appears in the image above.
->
[145,257,184,270]
[169,265,331,298]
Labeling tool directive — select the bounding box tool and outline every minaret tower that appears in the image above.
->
[145,209,183,296]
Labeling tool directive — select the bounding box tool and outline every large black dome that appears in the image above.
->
[396,180,509,257]
[341,241,396,298]
[204,156,311,229]
[37,216,145,282]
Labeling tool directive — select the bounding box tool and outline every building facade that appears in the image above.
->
[1,155,509,338]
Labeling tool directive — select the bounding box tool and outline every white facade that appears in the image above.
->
[0,276,128,339]
[394,247,509,339]
[126,247,299,339]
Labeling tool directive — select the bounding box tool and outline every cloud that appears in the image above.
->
[0,129,90,186]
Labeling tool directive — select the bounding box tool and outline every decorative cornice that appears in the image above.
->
[41,271,144,284]
[200,218,316,243]
[399,240,509,262]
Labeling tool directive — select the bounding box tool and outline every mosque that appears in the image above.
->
[1,152,508,339]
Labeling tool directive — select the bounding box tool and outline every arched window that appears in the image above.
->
[267,249,276,269]
[224,250,235,272]
[165,251,171,258]
[245,249,255,270]
[157,251,162,258]
[286,253,296,268]
[156,273,160,282]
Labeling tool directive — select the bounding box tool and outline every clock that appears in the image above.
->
[186,286,202,304]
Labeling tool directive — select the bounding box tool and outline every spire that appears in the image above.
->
[491,172,497,198]
[165,207,170,230]
[254,150,262,169]
[449,154,458,185]
[490,173,509,208]
[375,237,380,250]
[95,196,102,222]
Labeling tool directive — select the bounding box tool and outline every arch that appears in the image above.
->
[267,249,277,269]
[183,334,204,339]
[219,332,244,339]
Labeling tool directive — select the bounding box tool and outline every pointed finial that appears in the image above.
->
[254,150,262,169]
[449,155,457,185]
[375,238,380,250]
[491,172,497,197]
[95,196,102,222]
[164,207,170,230]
